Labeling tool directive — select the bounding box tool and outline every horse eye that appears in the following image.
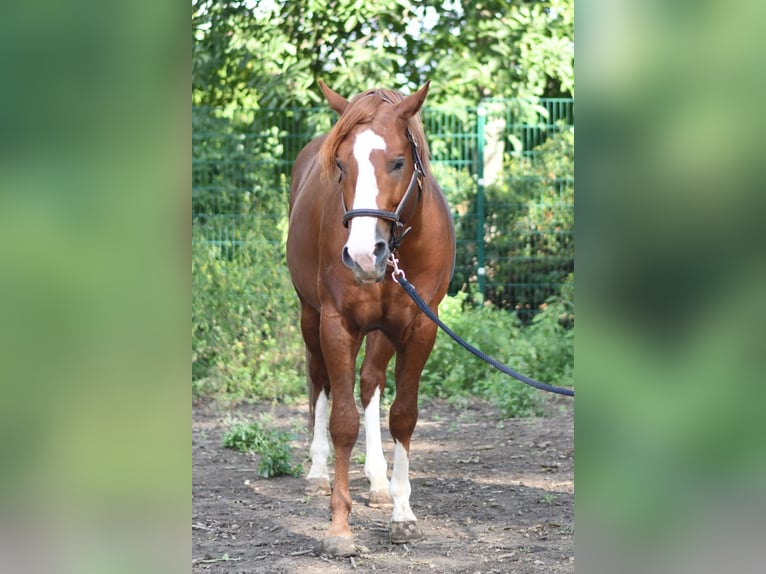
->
[392,158,405,172]
[335,159,345,173]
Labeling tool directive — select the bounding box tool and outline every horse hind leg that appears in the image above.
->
[360,332,395,507]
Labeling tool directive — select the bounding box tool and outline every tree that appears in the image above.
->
[192,0,574,109]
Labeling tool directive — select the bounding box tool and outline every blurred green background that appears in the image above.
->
[0,1,188,573]
[576,0,766,571]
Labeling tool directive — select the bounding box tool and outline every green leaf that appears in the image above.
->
[344,15,358,34]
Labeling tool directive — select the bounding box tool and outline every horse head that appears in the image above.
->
[319,80,431,284]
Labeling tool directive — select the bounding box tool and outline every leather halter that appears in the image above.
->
[340,94,426,252]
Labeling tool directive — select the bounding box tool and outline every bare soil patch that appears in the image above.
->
[193,396,573,573]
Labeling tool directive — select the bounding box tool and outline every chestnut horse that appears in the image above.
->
[286,81,455,556]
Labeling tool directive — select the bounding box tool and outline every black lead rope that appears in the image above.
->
[391,265,575,397]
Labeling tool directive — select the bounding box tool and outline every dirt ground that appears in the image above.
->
[192,394,574,573]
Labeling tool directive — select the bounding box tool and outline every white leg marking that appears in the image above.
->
[345,129,386,273]
[364,387,389,492]
[306,390,330,481]
[389,440,417,523]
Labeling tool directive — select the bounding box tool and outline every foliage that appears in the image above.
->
[192,106,329,219]
[522,272,574,387]
[192,216,304,404]
[222,419,302,478]
[421,280,574,418]
[431,160,479,210]
[192,0,573,109]
[453,123,574,320]
[416,0,574,106]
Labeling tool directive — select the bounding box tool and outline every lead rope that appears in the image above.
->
[388,253,575,397]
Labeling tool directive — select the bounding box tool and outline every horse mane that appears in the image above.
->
[319,88,431,183]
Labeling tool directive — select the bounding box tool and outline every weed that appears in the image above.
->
[352,453,366,465]
[192,221,305,404]
[222,419,302,478]
[419,276,574,419]
[541,493,557,505]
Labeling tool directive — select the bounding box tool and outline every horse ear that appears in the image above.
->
[318,80,349,115]
[395,80,431,120]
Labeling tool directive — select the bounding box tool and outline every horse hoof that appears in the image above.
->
[305,477,331,496]
[321,535,357,557]
[368,489,392,507]
[390,520,423,544]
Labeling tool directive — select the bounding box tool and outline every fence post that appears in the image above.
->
[476,103,486,300]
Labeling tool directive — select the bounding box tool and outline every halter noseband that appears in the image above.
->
[340,93,426,252]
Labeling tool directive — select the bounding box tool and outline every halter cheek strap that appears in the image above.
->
[341,129,425,251]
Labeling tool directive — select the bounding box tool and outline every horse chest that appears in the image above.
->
[328,287,415,334]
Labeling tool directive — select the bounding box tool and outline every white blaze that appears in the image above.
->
[364,387,389,493]
[389,440,417,523]
[345,129,386,272]
[306,390,330,481]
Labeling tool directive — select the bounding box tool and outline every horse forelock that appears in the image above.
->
[319,88,431,183]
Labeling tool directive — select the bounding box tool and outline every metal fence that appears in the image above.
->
[192,98,573,321]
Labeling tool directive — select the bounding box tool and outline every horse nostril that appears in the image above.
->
[373,240,389,264]
[341,246,354,269]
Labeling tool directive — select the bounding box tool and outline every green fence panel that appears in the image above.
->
[471,98,574,322]
[192,99,573,321]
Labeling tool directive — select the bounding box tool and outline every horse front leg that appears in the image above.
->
[319,312,363,557]
[388,315,438,544]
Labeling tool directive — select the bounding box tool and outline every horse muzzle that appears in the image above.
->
[341,240,389,283]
